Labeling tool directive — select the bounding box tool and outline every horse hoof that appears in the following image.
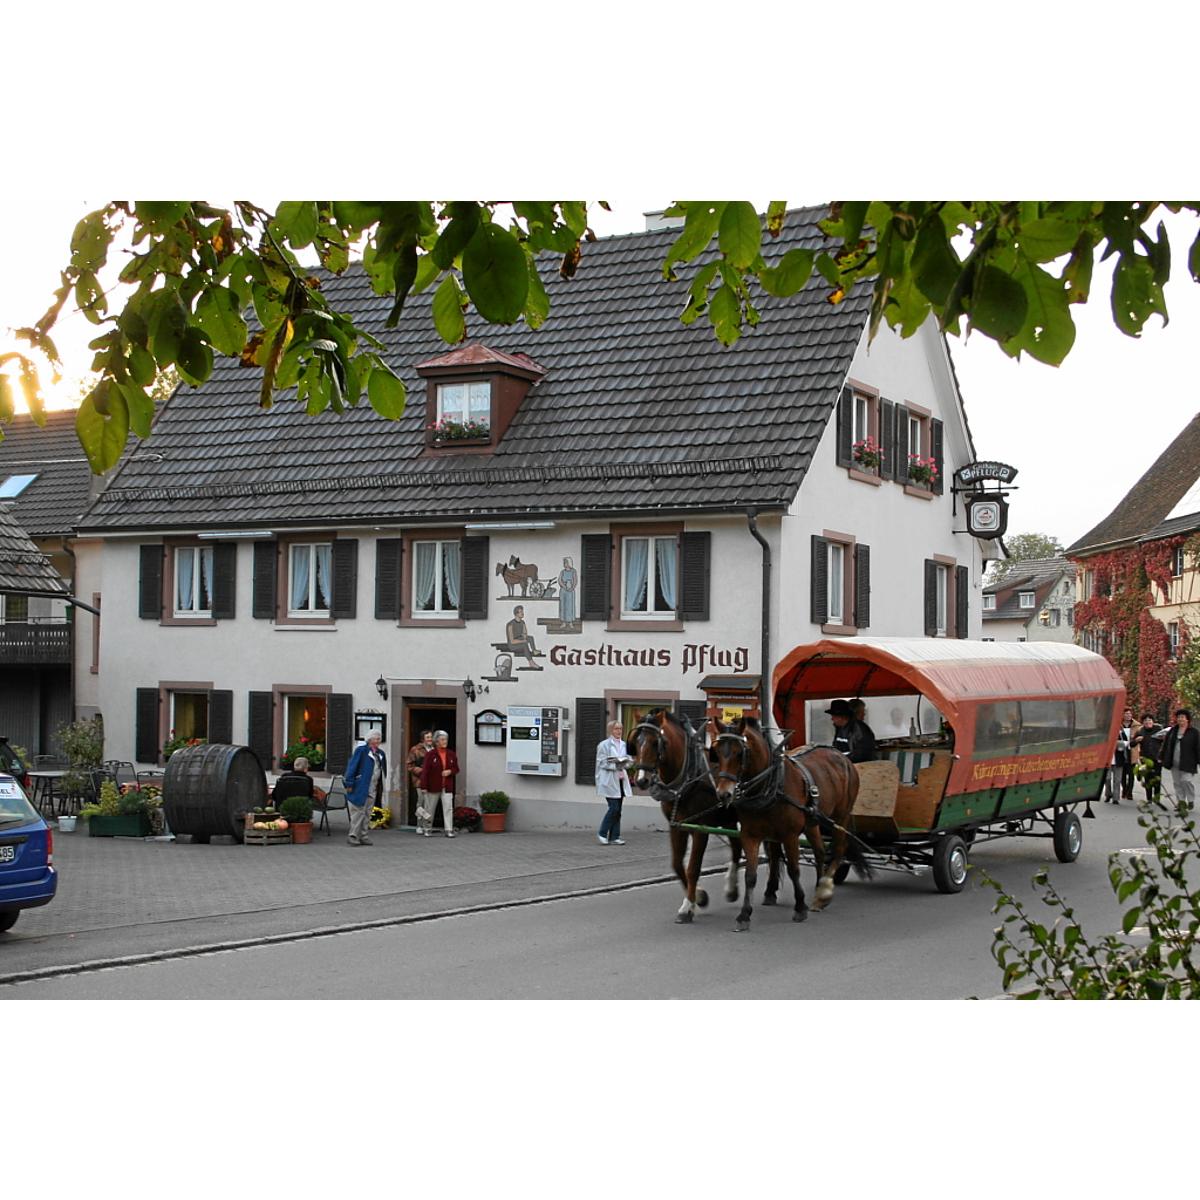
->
[792,908,809,923]
[762,894,777,907]
[674,911,694,924]
[696,889,709,908]
[734,921,750,932]
[725,889,739,903]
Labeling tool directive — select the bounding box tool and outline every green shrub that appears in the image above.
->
[57,716,104,767]
[279,795,314,823]
[479,790,510,814]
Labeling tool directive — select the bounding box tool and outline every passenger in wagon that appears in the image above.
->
[827,699,877,762]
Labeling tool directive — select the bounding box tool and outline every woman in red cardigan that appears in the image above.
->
[417,730,460,838]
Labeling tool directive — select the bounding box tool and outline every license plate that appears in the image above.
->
[0,846,14,863]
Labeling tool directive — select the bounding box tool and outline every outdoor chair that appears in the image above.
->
[104,760,139,787]
[315,775,349,836]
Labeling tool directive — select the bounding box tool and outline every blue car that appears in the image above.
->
[0,772,57,934]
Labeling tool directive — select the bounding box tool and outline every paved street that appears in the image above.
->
[0,796,1151,998]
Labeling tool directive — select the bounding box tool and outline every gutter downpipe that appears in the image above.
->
[746,509,772,723]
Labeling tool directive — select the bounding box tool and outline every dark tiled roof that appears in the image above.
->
[1068,412,1200,556]
[0,411,96,536]
[983,558,1074,621]
[0,506,68,595]
[80,208,873,532]
[1142,511,1200,542]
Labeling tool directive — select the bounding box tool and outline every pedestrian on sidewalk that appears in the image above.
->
[1104,718,1131,804]
[1131,712,1164,802]
[1162,708,1200,805]
[595,720,632,845]
[344,731,387,846]
[408,729,434,831]
[1118,707,1137,800]
[417,730,459,837]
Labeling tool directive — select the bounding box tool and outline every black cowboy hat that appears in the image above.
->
[825,699,853,718]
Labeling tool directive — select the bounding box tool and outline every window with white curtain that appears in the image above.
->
[827,542,845,624]
[413,539,461,616]
[174,546,214,616]
[288,543,333,615]
[621,535,677,618]
[437,381,491,427]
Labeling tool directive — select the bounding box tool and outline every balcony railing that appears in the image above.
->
[0,621,71,665]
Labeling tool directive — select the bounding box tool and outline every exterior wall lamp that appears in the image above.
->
[375,675,389,700]
[463,677,489,703]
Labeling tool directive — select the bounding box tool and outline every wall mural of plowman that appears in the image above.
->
[495,556,581,635]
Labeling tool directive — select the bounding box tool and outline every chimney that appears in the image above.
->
[643,209,685,231]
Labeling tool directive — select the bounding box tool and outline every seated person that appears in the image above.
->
[272,756,325,804]
[827,699,877,763]
[503,604,542,670]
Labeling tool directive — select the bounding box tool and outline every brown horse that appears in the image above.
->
[627,709,745,924]
[710,716,869,932]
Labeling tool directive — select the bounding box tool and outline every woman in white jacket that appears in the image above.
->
[595,720,633,845]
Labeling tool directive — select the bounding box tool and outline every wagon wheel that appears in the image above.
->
[1053,810,1083,863]
[528,580,545,598]
[932,834,969,894]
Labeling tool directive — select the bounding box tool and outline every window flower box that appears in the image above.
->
[427,418,491,448]
[907,453,939,488]
[852,436,881,472]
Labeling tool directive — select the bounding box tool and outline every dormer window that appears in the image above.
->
[416,342,546,455]
[983,594,996,611]
[1018,591,1035,609]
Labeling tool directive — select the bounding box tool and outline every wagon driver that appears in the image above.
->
[827,698,877,762]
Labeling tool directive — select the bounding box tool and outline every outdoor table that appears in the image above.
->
[26,770,67,816]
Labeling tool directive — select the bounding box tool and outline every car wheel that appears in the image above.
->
[932,834,969,894]
[1053,811,1083,863]
[0,911,19,933]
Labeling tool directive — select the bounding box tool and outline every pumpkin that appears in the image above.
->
[276,819,289,830]
[253,821,267,829]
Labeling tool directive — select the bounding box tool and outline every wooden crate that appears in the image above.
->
[243,828,292,846]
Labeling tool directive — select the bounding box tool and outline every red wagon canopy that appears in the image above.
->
[772,638,1126,741]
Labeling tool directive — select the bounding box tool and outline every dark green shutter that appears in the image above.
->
[575,697,607,785]
[331,539,358,619]
[139,545,163,620]
[135,688,160,762]
[811,535,829,625]
[896,406,910,483]
[248,691,274,769]
[835,389,852,467]
[207,689,233,744]
[678,531,711,621]
[211,543,236,620]
[880,399,895,480]
[375,538,401,620]
[931,418,945,494]
[956,564,969,638]
[459,536,489,620]
[580,534,611,622]
[326,692,354,775]
[855,543,871,629]
[924,559,939,636]
[252,542,277,620]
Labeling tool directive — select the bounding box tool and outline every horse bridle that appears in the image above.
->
[630,717,713,807]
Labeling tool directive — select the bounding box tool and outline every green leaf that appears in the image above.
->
[461,224,529,324]
[176,328,214,386]
[662,203,725,277]
[70,211,110,272]
[1111,253,1167,336]
[969,265,1028,342]
[758,248,814,297]
[1189,225,1200,283]
[718,202,762,269]
[135,201,189,232]
[0,375,14,422]
[1005,258,1076,365]
[332,201,385,230]
[524,254,550,330]
[195,287,249,357]
[148,291,188,367]
[766,202,787,237]
[1018,217,1082,263]
[1122,907,1142,934]
[709,284,741,346]
[413,252,441,295]
[366,364,407,420]
[117,381,155,439]
[1064,234,1095,304]
[127,344,156,388]
[432,274,467,344]
[386,243,419,327]
[273,201,319,249]
[912,218,961,305]
[76,384,130,473]
[432,208,481,270]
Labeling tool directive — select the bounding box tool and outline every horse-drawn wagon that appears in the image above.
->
[771,638,1126,893]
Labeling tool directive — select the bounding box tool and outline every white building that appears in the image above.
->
[981,558,1076,644]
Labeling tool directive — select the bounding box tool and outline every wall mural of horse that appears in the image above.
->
[710,716,871,932]
[496,556,540,597]
[627,709,746,924]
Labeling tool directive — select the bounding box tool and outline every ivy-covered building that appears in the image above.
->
[1067,412,1200,717]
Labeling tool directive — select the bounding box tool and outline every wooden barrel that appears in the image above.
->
[163,744,266,843]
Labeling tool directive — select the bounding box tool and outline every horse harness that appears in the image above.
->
[715,730,823,820]
[631,717,735,830]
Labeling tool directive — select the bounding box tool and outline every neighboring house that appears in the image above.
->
[72,207,998,830]
[0,411,110,753]
[1068,412,1200,715]
[981,558,1076,643]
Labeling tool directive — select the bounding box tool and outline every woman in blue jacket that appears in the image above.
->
[343,731,387,846]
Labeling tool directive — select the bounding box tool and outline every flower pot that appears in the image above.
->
[290,821,313,844]
[88,813,152,838]
[481,811,507,833]
[58,816,77,833]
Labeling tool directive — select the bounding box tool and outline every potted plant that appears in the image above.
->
[279,795,315,843]
[478,790,510,833]
[163,730,207,761]
[281,736,326,770]
[907,452,939,488]
[86,779,154,838]
[427,417,491,446]
[453,806,482,833]
[852,436,882,472]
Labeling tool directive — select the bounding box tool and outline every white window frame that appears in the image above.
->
[935,564,948,636]
[412,539,461,618]
[620,535,678,620]
[853,393,871,445]
[287,542,332,617]
[828,542,845,625]
[1170,622,1180,658]
[1018,591,1035,609]
[169,691,210,741]
[1173,546,1186,578]
[437,380,491,428]
[908,413,923,456]
[982,594,996,611]
[173,545,214,617]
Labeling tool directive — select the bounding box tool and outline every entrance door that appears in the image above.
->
[402,700,458,827]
